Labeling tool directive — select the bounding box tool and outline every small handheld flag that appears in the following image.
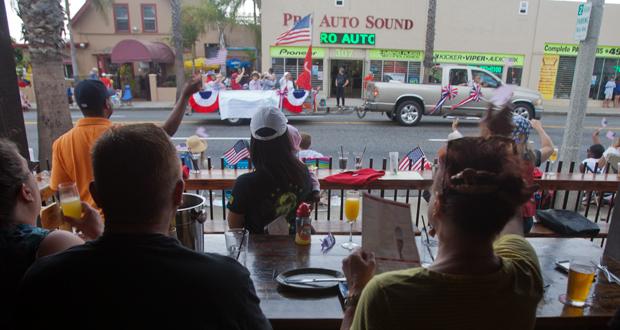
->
[224,140,250,166]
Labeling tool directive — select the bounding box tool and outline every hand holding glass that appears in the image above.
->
[58,182,82,221]
[342,191,360,250]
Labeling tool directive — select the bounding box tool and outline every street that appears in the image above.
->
[22,109,618,167]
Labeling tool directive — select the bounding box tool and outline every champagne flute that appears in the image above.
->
[58,182,82,221]
[341,191,360,250]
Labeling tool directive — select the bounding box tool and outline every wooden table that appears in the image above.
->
[204,234,620,330]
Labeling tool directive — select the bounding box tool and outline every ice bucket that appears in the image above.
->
[172,193,207,252]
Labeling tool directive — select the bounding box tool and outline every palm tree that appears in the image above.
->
[198,0,245,76]
[170,0,185,100]
[422,0,437,83]
[16,0,72,169]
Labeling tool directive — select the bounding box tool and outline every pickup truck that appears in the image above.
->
[364,65,543,126]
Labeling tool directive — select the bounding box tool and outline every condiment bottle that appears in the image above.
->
[295,203,312,245]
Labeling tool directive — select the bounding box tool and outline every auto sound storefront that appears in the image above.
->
[432,51,526,85]
[539,43,620,100]
[369,49,423,84]
[270,46,326,90]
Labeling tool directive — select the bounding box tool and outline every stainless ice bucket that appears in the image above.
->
[172,193,207,252]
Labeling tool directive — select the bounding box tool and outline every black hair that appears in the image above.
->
[80,104,106,117]
[92,124,180,223]
[589,144,605,159]
[0,139,29,227]
[250,130,308,189]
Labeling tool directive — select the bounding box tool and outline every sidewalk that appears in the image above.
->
[30,98,620,116]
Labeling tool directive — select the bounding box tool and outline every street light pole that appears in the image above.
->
[559,0,604,165]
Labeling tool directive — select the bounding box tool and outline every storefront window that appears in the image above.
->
[271,58,323,88]
[554,56,620,100]
[368,60,421,84]
[507,67,523,85]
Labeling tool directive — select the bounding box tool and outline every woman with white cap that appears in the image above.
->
[227,107,313,234]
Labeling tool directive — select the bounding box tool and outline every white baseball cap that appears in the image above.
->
[250,107,288,141]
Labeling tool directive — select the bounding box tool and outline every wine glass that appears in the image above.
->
[341,191,360,250]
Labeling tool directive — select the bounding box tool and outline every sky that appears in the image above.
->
[5,0,619,42]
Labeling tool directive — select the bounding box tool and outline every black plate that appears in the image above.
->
[275,268,344,291]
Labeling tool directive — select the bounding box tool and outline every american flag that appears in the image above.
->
[398,146,431,171]
[275,14,312,46]
[224,140,250,166]
[205,48,228,66]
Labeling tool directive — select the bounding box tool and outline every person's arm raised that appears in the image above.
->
[592,128,602,145]
[161,74,202,136]
[530,119,554,163]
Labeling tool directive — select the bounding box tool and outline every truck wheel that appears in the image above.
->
[395,101,422,126]
[512,102,534,119]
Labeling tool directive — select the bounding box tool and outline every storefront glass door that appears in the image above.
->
[330,60,363,98]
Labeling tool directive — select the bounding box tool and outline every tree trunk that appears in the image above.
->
[0,1,30,159]
[170,0,185,100]
[422,0,437,84]
[64,0,79,81]
[17,0,72,169]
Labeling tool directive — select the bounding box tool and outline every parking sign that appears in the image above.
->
[574,3,592,41]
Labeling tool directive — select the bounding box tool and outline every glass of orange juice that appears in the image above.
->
[58,182,82,221]
[341,191,360,250]
[561,259,596,307]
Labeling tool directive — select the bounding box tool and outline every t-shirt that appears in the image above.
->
[0,224,49,328]
[100,77,112,89]
[227,171,312,234]
[15,233,271,330]
[51,117,113,209]
[582,157,603,173]
[336,73,348,87]
[249,79,262,90]
[351,235,543,330]
[231,73,242,90]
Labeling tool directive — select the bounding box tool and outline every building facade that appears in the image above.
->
[261,0,620,104]
[69,0,257,98]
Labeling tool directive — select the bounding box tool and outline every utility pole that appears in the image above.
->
[559,0,604,165]
[0,1,30,160]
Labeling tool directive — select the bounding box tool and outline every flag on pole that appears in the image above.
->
[398,146,432,171]
[275,14,312,46]
[296,45,313,90]
[224,140,250,166]
[205,48,228,66]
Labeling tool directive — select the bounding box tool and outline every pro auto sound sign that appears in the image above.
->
[320,32,376,46]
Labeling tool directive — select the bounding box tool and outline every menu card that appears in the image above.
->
[362,193,420,273]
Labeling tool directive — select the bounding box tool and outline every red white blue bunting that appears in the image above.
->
[430,84,458,114]
[189,90,219,113]
[281,89,309,113]
[450,84,482,110]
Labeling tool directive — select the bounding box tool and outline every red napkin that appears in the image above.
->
[324,169,385,186]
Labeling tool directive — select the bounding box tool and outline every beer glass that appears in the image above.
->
[561,259,595,307]
[549,148,558,162]
[341,191,360,250]
[225,229,249,266]
[58,182,82,221]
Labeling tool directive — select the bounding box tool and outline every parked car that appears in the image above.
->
[364,65,543,126]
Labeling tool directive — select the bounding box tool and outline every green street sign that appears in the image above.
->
[320,32,376,46]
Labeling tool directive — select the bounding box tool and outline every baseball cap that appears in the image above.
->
[75,79,115,110]
[250,107,288,141]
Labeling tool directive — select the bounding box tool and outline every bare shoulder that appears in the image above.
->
[36,230,84,258]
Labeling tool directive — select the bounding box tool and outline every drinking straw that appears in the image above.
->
[361,146,367,160]
[236,228,247,261]
[340,146,344,158]
[421,216,431,245]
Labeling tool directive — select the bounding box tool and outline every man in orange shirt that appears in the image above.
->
[51,77,201,209]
